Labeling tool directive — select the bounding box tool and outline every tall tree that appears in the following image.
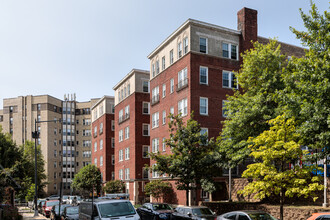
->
[150,114,218,206]
[286,2,330,152]
[240,114,323,220]
[72,165,102,196]
[217,40,288,169]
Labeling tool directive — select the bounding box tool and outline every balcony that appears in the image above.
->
[118,113,130,124]
[151,94,160,106]
[176,78,188,92]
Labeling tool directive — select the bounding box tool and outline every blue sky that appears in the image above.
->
[0,0,328,108]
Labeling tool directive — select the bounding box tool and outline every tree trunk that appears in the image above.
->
[186,190,189,206]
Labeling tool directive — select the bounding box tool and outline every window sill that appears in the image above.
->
[200,114,209,116]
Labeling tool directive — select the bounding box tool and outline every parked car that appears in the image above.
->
[42,199,60,217]
[217,210,277,220]
[50,204,71,220]
[62,195,71,204]
[79,199,140,220]
[61,206,79,220]
[68,195,82,205]
[137,203,174,220]
[172,206,216,220]
[307,212,330,220]
[38,199,46,213]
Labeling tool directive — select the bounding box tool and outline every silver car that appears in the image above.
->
[217,210,277,220]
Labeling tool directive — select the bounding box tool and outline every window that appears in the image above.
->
[152,138,159,153]
[142,146,149,158]
[125,105,130,118]
[125,147,130,160]
[222,100,228,117]
[200,97,208,115]
[170,50,174,64]
[222,71,238,89]
[152,63,155,77]
[200,37,207,53]
[94,142,97,152]
[119,149,123,161]
[112,137,115,148]
[119,109,123,122]
[178,98,188,116]
[112,120,115,131]
[125,126,129,139]
[125,168,130,180]
[222,43,238,60]
[100,123,103,134]
[170,107,174,116]
[94,126,97,137]
[54,150,57,157]
[100,139,103,150]
[162,84,166,98]
[177,68,188,90]
[119,169,123,180]
[152,86,159,104]
[142,102,150,114]
[83,151,91,158]
[178,41,182,58]
[162,138,166,152]
[9,117,13,125]
[54,162,57,168]
[100,156,103,166]
[183,37,188,54]
[143,124,150,136]
[54,128,57,135]
[112,155,115,165]
[152,112,159,128]
[54,140,57,146]
[119,130,123,142]
[156,60,160,74]
[200,66,208,84]
[37,104,41,111]
[143,80,149,93]
[162,56,165,70]
[201,128,208,136]
[143,167,149,179]
[170,78,174,93]
[162,110,166,125]
[54,172,57,179]
[83,129,91,136]
[152,164,159,178]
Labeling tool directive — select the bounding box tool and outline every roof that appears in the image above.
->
[112,69,149,90]
[147,18,241,59]
[91,95,114,110]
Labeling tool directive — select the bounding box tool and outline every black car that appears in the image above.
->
[137,203,174,220]
[50,204,72,220]
[172,206,216,220]
[61,206,79,220]
[217,210,277,220]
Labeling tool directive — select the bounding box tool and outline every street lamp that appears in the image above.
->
[32,118,60,217]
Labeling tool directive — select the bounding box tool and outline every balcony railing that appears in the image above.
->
[118,113,130,124]
[151,94,160,106]
[176,78,188,92]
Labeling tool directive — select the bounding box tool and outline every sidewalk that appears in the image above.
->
[18,207,47,220]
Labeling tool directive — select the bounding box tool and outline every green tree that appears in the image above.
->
[217,40,288,169]
[25,184,35,202]
[72,165,102,196]
[103,180,125,194]
[285,2,330,153]
[240,114,323,220]
[150,113,218,206]
[144,180,172,202]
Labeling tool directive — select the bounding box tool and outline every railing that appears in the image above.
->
[118,113,130,124]
[176,78,188,92]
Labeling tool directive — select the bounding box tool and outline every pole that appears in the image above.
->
[33,119,39,217]
[323,158,328,207]
[229,167,232,202]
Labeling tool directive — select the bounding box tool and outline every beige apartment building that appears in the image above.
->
[0,94,99,195]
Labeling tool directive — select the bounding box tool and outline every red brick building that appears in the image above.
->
[113,69,150,204]
[147,8,305,205]
[91,96,115,183]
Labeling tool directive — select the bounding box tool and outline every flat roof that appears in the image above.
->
[112,69,149,90]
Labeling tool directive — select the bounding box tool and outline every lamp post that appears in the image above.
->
[32,118,60,217]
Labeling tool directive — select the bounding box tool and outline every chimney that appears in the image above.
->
[237,7,258,54]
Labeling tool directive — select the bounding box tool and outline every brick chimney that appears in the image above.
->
[237,7,258,56]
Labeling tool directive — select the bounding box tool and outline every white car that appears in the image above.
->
[68,195,82,205]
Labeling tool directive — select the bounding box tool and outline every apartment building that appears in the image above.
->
[147,8,305,205]
[91,96,115,183]
[113,69,150,204]
[0,94,99,195]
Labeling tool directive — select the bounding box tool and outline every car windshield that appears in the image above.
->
[192,208,213,216]
[66,206,79,215]
[98,201,136,217]
[153,204,172,211]
[248,213,277,220]
[47,201,59,207]
[63,196,69,200]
